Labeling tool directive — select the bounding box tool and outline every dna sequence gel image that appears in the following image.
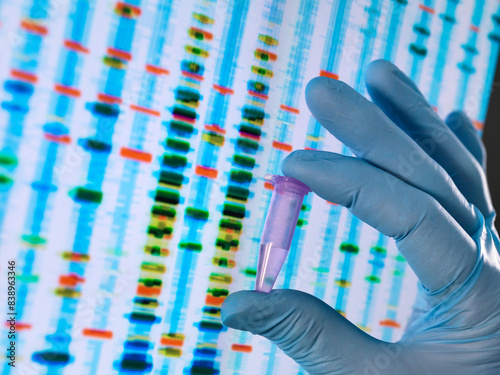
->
[0,0,499,374]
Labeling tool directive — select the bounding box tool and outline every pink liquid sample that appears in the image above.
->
[255,243,288,293]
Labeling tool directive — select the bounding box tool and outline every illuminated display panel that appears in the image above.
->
[0,0,499,374]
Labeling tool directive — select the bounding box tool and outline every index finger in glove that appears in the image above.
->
[282,150,477,292]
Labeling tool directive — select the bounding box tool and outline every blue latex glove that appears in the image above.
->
[221,60,500,374]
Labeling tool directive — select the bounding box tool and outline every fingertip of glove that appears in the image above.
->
[281,150,354,194]
[305,77,330,102]
[305,76,347,112]
[366,59,397,89]
[222,290,302,332]
[281,149,315,170]
[305,75,337,96]
[366,59,421,98]
[281,150,331,182]
[445,111,471,130]
[221,291,265,329]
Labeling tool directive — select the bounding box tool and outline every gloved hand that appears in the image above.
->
[221,60,500,374]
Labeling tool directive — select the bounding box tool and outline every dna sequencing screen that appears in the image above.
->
[1,0,499,374]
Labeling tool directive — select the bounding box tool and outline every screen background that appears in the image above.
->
[0,0,499,374]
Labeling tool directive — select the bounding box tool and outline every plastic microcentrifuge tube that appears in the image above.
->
[255,174,311,293]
